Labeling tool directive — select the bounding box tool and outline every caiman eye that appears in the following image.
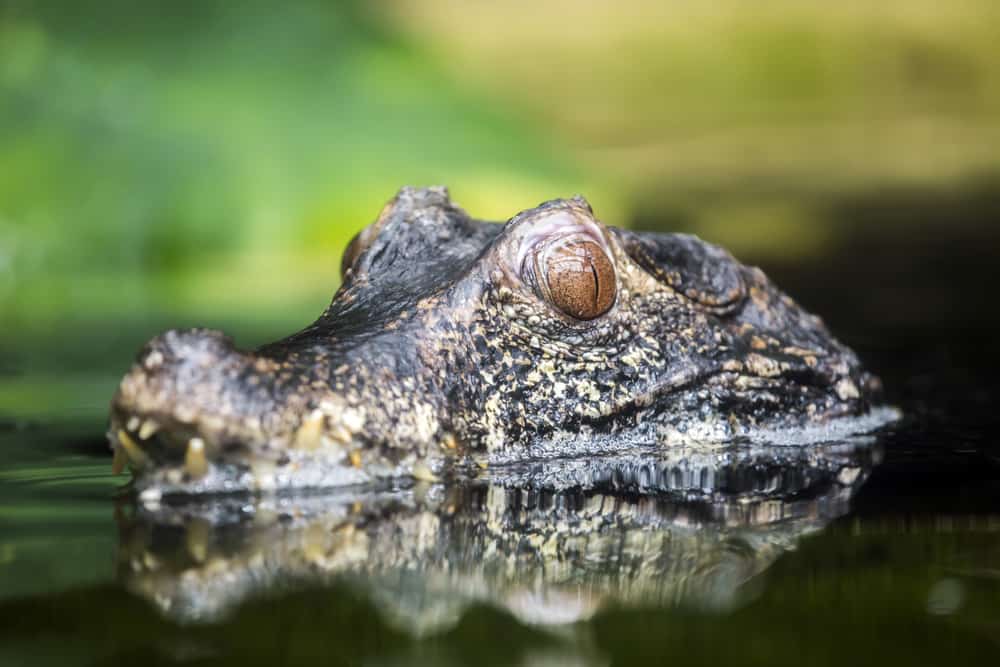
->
[541,240,616,320]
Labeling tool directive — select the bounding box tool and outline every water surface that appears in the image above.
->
[2,227,999,666]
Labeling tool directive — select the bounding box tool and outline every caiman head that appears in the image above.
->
[109,186,889,496]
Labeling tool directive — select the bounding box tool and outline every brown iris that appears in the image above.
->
[541,240,616,320]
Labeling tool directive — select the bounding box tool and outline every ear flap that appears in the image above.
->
[614,229,746,312]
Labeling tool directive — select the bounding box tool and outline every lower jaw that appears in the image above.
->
[115,403,900,500]
[108,416,378,501]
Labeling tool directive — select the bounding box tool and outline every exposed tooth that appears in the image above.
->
[126,416,140,432]
[185,437,208,478]
[412,463,439,482]
[117,429,147,467]
[139,487,162,506]
[138,419,160,440]
[348,450,362,468]
[302,523,329,562]
[328,424,352,445]
[186,519,210,563]
[440,432,458,450]
[318,436,338,451]
[251,461,276,491]
[111,444,128,474]
[293,410,324,450]
[142,551,160,571]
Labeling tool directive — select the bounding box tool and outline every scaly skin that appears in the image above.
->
[109,186,890,496]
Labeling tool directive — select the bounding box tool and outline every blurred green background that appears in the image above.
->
[2,5,1000,661]
[3,0,1000,419]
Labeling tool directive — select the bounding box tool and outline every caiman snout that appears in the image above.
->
[110,328,379,496]
[110,329,280,485]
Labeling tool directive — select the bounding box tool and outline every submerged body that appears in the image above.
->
[109,186,892,495]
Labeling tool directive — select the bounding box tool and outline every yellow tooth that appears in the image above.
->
[412,463,438,482]
[328,424,352,445]
[293,411,324,450]
[251,461,276,491]
[185,437,208,478]
[126,416,140,432]
[111,444,128,474]
[138,419,160,440]
[117,429,147,467]
[142,551,160,571]
[348,450,362,468]
[186,519,210,563]
[302,523,328,562]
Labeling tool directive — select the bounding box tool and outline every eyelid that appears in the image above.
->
[514,214,618,322]
[515,211,611,275]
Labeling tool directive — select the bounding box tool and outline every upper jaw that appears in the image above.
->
[107,402,377,500]
[109,323,449,499]
[108,392,277,499]
[108,359,378,499]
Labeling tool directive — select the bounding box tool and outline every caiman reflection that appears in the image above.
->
[117,440,880,633]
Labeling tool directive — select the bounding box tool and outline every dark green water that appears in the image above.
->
[2,362,998,666]
[2,222,999,666]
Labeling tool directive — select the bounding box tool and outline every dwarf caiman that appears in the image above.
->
[108,186,894,496]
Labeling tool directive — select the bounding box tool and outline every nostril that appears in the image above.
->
[137,328,235,371]
[113,327,261,468]
[142,349,165,371]
[120,328,242,424]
